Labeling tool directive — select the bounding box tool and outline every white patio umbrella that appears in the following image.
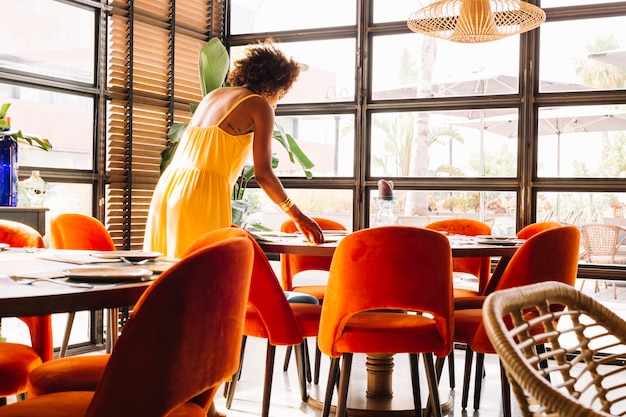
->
[456,107,626,139]
[588,49,626,69]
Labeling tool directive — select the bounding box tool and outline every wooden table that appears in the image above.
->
[258,232,522,416]
[0,248,171,353]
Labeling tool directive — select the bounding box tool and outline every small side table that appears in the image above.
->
[0,206,49,236]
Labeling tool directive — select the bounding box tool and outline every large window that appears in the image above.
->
[226,0,626,278]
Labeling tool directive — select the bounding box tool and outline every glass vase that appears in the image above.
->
[374,197,398,226]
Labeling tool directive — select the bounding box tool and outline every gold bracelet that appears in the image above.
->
[278,196,294,212]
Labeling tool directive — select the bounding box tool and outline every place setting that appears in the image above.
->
[475,235,525,246]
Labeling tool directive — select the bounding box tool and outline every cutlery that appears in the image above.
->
[120,257,151,265]
[11,276,94,289]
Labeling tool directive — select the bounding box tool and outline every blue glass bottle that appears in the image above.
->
[0,128,18,207]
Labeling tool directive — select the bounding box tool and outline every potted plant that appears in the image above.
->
[0,103,52,206]
[0,103,52,151]
[160,38,314,226]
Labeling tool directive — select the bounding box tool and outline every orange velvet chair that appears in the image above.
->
[425,218,492,296]
[453,220,563,391]
[280,217,346,383]
[49,213,117,357]
[0,233,254,417]
[27,227,250,401]
[515,221,562,240]
[280,217,347,301]
[424,218,491,389]
[318,226,453,417]
[224,233,322,417]
[0,219,51,406]
[454,225,580,417]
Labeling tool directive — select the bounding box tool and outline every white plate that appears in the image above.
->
[0,243,9,251]
[63,266,153,282]
[477,238,524,246]
[90,251,162,262]
[476,235,518,241]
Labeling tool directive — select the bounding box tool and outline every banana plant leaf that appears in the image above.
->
[0,103,52,151]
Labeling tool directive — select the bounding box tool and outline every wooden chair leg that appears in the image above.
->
[461,346,474,409]
[335,353,353,417]
[447,350,455,389]
[314,340,322,384]
[283,345,292,371]
[294,343,309,402]
[60,312,75,358]
[423,353,443,417]
[260,343,276,417]
[473,353,486,411]
[284,339,312,383]
[322,357,340,417]
[409,353,422,417]
[225,336,247,403]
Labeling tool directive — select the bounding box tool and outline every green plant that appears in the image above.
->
[0,103,52,151]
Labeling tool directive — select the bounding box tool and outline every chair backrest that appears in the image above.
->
[0,219,52,361]
[580,223,624,262]
[50,213,116,251]
[85,235,254,417]
[425,218,492,293]
[279,217,346,291]
[183,225,303,345]
[319,226,453,358]
[470,225,581,353]
[0,219,45,248]
[483,281,626,417]
[245,234,305,345]
[515,221,562,240]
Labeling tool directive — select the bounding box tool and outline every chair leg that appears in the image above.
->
[283,345,292,371]
[409,353,422,417]
[314,340,322,384]
[284,339,313,383]
[225,336,247,404]
[294,343,309,402]
[322,357,340,417]
[261,343,277,417]
[335,353,353,417]
[304,339,312,383]
[423,353,443,417]
[60,312,75,358]
[461,346,474,409]
[473,352,486,411]
[447,350,455,389]
[499,359,511,417]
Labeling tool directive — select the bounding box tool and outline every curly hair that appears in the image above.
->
[227,39,301,98]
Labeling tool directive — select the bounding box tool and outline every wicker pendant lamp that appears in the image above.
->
[407,0,546,43]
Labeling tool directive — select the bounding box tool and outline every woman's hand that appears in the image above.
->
[294,215,325,244]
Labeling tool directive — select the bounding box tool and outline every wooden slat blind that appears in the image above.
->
[106,0,223,249]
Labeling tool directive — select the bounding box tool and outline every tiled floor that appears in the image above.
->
[4,277,626,416]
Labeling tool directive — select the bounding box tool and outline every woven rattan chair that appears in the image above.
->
[579,223,626,298]
[483,281,626,417]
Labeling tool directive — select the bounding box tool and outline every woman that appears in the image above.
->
[144,39,324,257]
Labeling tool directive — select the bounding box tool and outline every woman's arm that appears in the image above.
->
[250,98,324,243]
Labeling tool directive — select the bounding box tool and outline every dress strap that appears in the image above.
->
[215,94,262,126]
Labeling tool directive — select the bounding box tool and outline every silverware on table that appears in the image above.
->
[10,276,94,289]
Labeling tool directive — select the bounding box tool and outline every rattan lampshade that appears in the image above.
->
[407,0,546,43]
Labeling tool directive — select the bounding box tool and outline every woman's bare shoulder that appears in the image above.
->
[190,88,270,132]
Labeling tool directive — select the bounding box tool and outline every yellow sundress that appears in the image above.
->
[143,94,259,257]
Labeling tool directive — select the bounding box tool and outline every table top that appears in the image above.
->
[256,232,523,258]
[0,249,175,318]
